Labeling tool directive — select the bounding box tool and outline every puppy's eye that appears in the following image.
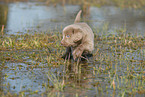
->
[66,35,70,38]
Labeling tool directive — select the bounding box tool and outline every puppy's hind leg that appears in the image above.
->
[61,47,73,60]
[82,51,93,58]
[81,51,93,61]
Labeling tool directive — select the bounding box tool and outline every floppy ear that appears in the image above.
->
[73,29,83,43]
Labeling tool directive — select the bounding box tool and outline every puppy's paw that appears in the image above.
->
[61,53,73,60]
[72,48,83,60]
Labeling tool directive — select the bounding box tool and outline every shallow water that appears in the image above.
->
[0,1,145,97]
[0,2,145,35]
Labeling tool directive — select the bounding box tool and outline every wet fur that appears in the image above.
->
[61,10,94,60]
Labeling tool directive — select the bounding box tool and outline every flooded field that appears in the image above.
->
[0,1,145,97]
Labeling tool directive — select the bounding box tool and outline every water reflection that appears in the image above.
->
[0,4,8,34]
[0,2,144,35]
[2,62,62,94]
[4,2,79,34]
[90,6,145,35]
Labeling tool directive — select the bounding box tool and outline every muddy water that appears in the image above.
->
[0,2,145,96]
[0,2,145,35]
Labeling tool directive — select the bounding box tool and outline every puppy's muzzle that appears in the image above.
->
[61,40,70,47]
[61,40,65,46]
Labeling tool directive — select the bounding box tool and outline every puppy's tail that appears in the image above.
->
[74,10,82,23]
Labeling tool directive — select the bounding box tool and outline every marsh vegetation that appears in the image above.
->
[0,0,145,97]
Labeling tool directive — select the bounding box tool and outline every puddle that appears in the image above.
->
[0,2,145,35]
[2,62,63,94]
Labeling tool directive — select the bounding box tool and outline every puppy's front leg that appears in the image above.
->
[62,47,73,59]
[72,44,84,60]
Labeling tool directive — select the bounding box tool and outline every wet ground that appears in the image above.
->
[0,1,145,97]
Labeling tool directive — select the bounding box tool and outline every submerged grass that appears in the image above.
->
[0,26,144,96]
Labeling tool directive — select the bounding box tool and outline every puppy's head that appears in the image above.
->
[61,25,83,47]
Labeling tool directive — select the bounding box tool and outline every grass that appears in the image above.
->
[0,0,145,9]
[0,25,144,96]
[43,0,145,9]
